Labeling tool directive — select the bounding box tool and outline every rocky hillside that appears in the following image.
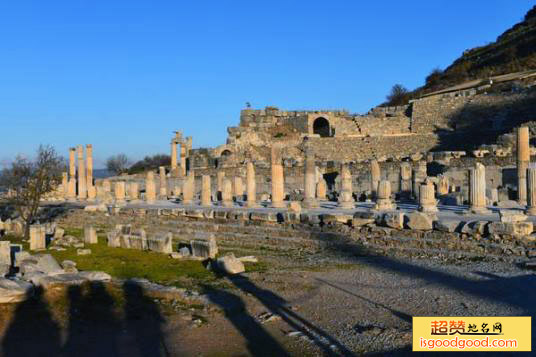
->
[415,5,536,97]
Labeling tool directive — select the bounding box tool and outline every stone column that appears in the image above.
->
[201,175,212,206]
[62,172,68,199]
[517,126,530,205]
[87,186,96,202]
[69,148,76,179]
[316,179,327,201]
[29,225,46,251]
[302,146,318,208]
[115,181,126,203]
[400,162,412,194]
[222,178,233,207]
[246,162,258,207]
[338,163,354,209]
[129,182,139,201]
[418,181,437,213]
[370,160,380,196]
[437,175,449,195]
[77,145,87,200]
[159,166,167,197]
[469,163,489,214]
[412,161,427,201]
[217,171,225,200]
[171,141,178,173]
[86,144,93,189]
[145,172,156,204]
[233,176,244,200]
[374,180,394,210]
[182,171,195,205]
[271,146,285,208]
[67,178,76,200]
[527,167,536,215]
[180,145,187,177]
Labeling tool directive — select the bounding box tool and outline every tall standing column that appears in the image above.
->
[201,175,212,206]
[400,162,412,194]
[246,162,258,208]
[145,172,156,204]
[182,171,195,205]
[374,180,394,210]
[217,170,225,200]
[370,160,380,196]
[233,176,244,200]
[129,182,140,202]
[86,144,93,189]
[302,146,318,208]
[171,141,178,173]
[77,145,87,200]
[159,166,167,197]
[517,126,530,205]
[180,145,187,177]
[69,148,76,179]
[418,180,437,213]
[526,167,536,215]
[62,172,68,199]
[222,178,233,207]
[115,181,126,203]
[270,146,285,208]
[469,163,489,214]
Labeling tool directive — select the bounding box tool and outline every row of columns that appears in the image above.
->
[66,144,94,201]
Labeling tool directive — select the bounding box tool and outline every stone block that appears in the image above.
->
[0,241,10,266]
[84,226,98,244]
[0,278,33,304]
[289,201,302,213]
[61,260,78,274]
[107,230,121,248]
[433,219,463,233]
[499,210,527,223]
[382,212,404,230]
[406,212,433,230]
[250,212,278,222]
[54,227,65,239]
[488,222,533,236]
[322,214,353,225]
[29,225,46,251]
[300,213,322,225]
[147,232,173,254]
[352,211,376,226]
[77,249,92,256]
[214,210,229,219]
[185,209,205,219]
[461,221,488,235]
[215,253,245,274]
[190,233,218,259]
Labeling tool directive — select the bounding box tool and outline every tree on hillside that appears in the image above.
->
[385,84,410,106]
[0,145,64,238]
[425,68,443,87]
[106,154,131,175]
[128,154,171,174]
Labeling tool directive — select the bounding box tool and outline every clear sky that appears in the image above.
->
[0,0,533,168]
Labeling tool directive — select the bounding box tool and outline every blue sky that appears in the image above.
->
[0,0,533,168]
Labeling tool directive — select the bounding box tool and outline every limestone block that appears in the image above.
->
[77,249,92,255]
[499,210,527,223]
[0,278,33,304]
[488,222,533,236]
[29,225,46,251]
[352,212,375,226]
[190,233,218,259]
[214,210,229,219]
[107,230,121,248]
[250,212,279,222]
[54,227,65,239]
[460,221,488,235]
[185,209,205,219]
[288,201,302,213]
[147,232,173,254]
[0,241,11,266]
[84,226,98,244]
[406,212,433,230]
[215,253,245,274]
[433,220,463,233]
[381,212,404,230]
[322,214,353,225]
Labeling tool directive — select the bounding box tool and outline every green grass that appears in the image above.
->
[47,237,216,288]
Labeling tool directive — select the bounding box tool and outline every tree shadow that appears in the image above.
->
[1,286,61,357]
[202,284,291,357]
[122,280,168,357]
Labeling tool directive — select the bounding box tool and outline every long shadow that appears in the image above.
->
[222,274,356,356]
[202,284,291,357]
[122,280,168,357]
[62,282,122,356]
[1,286,61,357]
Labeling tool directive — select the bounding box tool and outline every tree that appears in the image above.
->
[106,154,131,175]
[128,154,170,174]
[385,84,410,106]
[0,145,64,238]
[425,67,443,86]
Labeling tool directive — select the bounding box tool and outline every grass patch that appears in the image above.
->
[46,236,216,289]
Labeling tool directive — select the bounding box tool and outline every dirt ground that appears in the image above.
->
[1,246,535,356]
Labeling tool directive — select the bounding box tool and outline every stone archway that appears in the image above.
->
[221,150,232,157]
[313,117,332,137]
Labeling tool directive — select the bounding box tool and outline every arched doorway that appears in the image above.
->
[313,117,332,137]
[221,150,232,157]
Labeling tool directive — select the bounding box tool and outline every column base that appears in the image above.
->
[246,201,259,208]
[222,201,234,208]
[526,207,536,216]
[374,199,395,211]
[302,199,319,209]
[467,206,491,215]
[419,204,438,213]
[338,201,355,209]
[271,201,286,208]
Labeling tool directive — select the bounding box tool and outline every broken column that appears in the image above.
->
[217,170,225,200]
[338,163,354,209]
[302,145,318,209]
[201,175,212,206]
[62,172,68,199]
[222,178,233,207]
[437,175,449,195]
[29,225,46,251]
[517,126,530,205]
[400,162,412,194]
[374,180,394,210]
[246,161,258,208]
[182,171,195,205]
[86,144,93,189]
[129,182,139,201]
[77,145,87,200]
[233,176,244,201]
[145,171,156,204]
[412,161,427,201]
[180,145,187,177]
[84,226,98,244]
[370,160,380,196]
[316,179,327,201]
[159,166,167,197]
[418,180,437,213]
[469,162,489,214]
[69,147,76,179]
[270,146,285,208]
[527,167,536,215]
[115,181,126,203]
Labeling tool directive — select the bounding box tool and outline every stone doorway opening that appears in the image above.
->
[313,117,332,137]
